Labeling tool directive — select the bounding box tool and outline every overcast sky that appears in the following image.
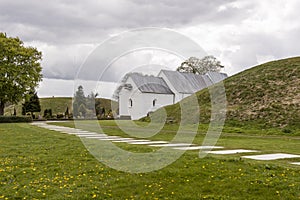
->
[1,0,300,98]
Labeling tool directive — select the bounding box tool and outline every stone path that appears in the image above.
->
[32,122,300,165]
[242,153,300,161]
[128,141,168,145]
[291,162,300,165]
[173,146,224,150]
[149,143,195,147]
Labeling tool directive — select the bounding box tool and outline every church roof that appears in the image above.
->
[159,70,222,94]
[129,73,174,94]
[206,71,228,83]
[123,70,227,95]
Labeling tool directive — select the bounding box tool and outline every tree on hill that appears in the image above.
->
[95,99,102,117]
[13,107,16,116]
[0,33,42,115]
[177,55,224,75]
[22,91,41,118]
[43,109,52,119]
[86,92,98,111]
[78,104,87,118]
[65,106,70,119]
[73,85,86,118]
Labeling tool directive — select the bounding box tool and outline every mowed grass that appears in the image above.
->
[1,122,300,199]
[54,120,300,155]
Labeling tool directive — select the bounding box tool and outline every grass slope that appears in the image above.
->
[4,97,117,116]
[147,57,300,130]
[39,97,73,115]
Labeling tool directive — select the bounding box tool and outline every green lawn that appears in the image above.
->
[1,122,300,199]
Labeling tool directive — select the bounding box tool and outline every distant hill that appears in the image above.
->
[4,97,117,117]
[145,57,300,129]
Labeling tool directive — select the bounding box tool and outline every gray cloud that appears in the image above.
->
[0,0,242,44]
[0,0,299,87]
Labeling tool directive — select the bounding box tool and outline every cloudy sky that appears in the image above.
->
[1,0,300,98]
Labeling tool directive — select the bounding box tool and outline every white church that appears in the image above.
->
[117,70,227,120]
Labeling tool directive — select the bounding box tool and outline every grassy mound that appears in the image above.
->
[144,57,300,129]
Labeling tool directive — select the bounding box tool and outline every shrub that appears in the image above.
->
[56,113,64,119]
[0,116,32,123]
[282,128,292,134]
[43,109,53,119]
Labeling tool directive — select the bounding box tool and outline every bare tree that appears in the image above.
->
[177,56,224,75]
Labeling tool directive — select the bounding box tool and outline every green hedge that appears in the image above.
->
[0,116,33,123]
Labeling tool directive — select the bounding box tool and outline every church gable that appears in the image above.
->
[128,73,173,94]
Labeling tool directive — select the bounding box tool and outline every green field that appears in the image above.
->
[1,121,300,199]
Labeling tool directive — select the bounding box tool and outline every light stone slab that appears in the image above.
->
[242,153,300,160]
[291,162,300,165]
[149,143,193,147]
[205,149,259,155]
[84,136,109,139]
[69,133,97,136]
[173,146,224,150]
[113,139,150,143]
[81,134,107,137]
[84,137,133,141]
[97,138,125,141]
[57,130,77,133]
[84,136,106,139]
[77,134,105,137]
[66,132,98,135]
[72,130,90,133]
[128,141,168,145]
[95,136,120,139]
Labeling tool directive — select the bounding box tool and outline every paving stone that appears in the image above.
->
[291,162,300,165]
[81,134,107,137]
[128,141,168,145]
[242,153,300,160]
[68,133,96,136]
[173,146,224,150]
[77,134,105,137]
[72,130,90,133]
[97,137,125,141]
[113,139,150,143]
[149,143,193,147]
[205,149,259,155]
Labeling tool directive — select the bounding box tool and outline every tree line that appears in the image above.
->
[73,85,112,119]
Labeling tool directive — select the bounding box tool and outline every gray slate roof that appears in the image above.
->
[206,71,228,83]
[125,70,227,95]
[160,70,218,94]
[130,73,174,94]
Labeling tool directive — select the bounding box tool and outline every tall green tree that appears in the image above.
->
[0,33,42,115]
[73,85,86,118]
[22,91,41,118]
[13,107,16,116]
[65,106,70,119]
[86,92,98,110]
